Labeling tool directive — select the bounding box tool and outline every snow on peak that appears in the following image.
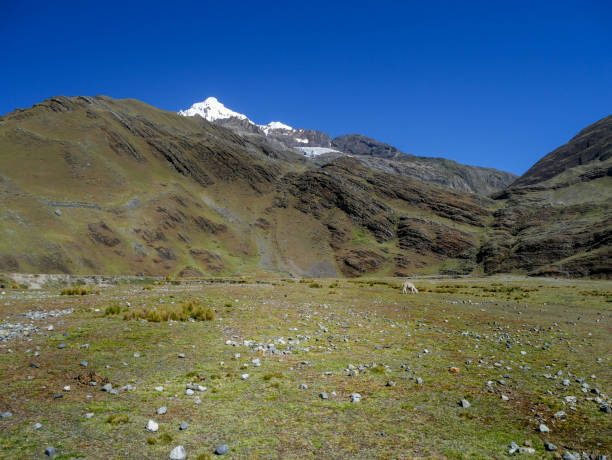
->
[262,121,294,133]
[179,97,299,135]
[178,97,250,122]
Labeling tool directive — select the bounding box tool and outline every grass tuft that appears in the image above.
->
[61,286,98,296]
[122,300,215,322]
[106,414,129,424]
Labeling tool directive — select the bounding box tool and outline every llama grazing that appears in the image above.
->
[402,280,418,294]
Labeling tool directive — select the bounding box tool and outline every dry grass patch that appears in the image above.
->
[61,285,99,295]
[122,300,215,322]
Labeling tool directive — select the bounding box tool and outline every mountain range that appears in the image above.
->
[179,97,518,196]
[0,95,609,278]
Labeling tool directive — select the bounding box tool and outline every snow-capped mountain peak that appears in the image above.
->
[178,97,251,122]
[261,121,294,134]
[179,97,333,156]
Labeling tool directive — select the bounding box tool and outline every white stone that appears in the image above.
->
[146,419,158,432]
[169,445,186,460]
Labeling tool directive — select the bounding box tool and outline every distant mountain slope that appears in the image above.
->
[480,115,612,278]
[510,115,612,188]
[1,96,608,278]
[0,95,491,277]
[179,99,517,196]
[331,134,517,196]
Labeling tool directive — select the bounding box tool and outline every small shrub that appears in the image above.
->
[9,283,29,289]
[308,282,322,288]
[61,286,98,296]
[369,365,387,375]
[104,304,122,316]
[106,414,129,424]
[147,437,156,445]
[262,372,283,381]
[142,285,154,290]
[159,433,173,444]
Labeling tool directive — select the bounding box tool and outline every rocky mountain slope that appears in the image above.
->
[511,114,612,187]
[0,95,491,277]
[329,134,517,195]
[480,115,612,278]
[179,98,517,196]
[0,95,608,278]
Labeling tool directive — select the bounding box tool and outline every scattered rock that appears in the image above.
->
[544,442,557,451]
[169,445,186,460]
[45,446,56,457]
[215,444,229,455]
[179,421,188,430]
[146,420,159,432]
[319,392,329,400]
[538,424,550,433]
[157,406,167,415]
[101,383,113,392]
[350,393,361,403]
[459,399,471,408]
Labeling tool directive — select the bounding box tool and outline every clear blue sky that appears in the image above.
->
[2,0,611,175]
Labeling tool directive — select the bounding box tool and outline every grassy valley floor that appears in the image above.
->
[0,277,610,459]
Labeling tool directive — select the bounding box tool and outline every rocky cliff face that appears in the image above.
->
[480,115,612,278]
[332,134,402,159]
[510,115,612,188]
[331,134,518,196]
